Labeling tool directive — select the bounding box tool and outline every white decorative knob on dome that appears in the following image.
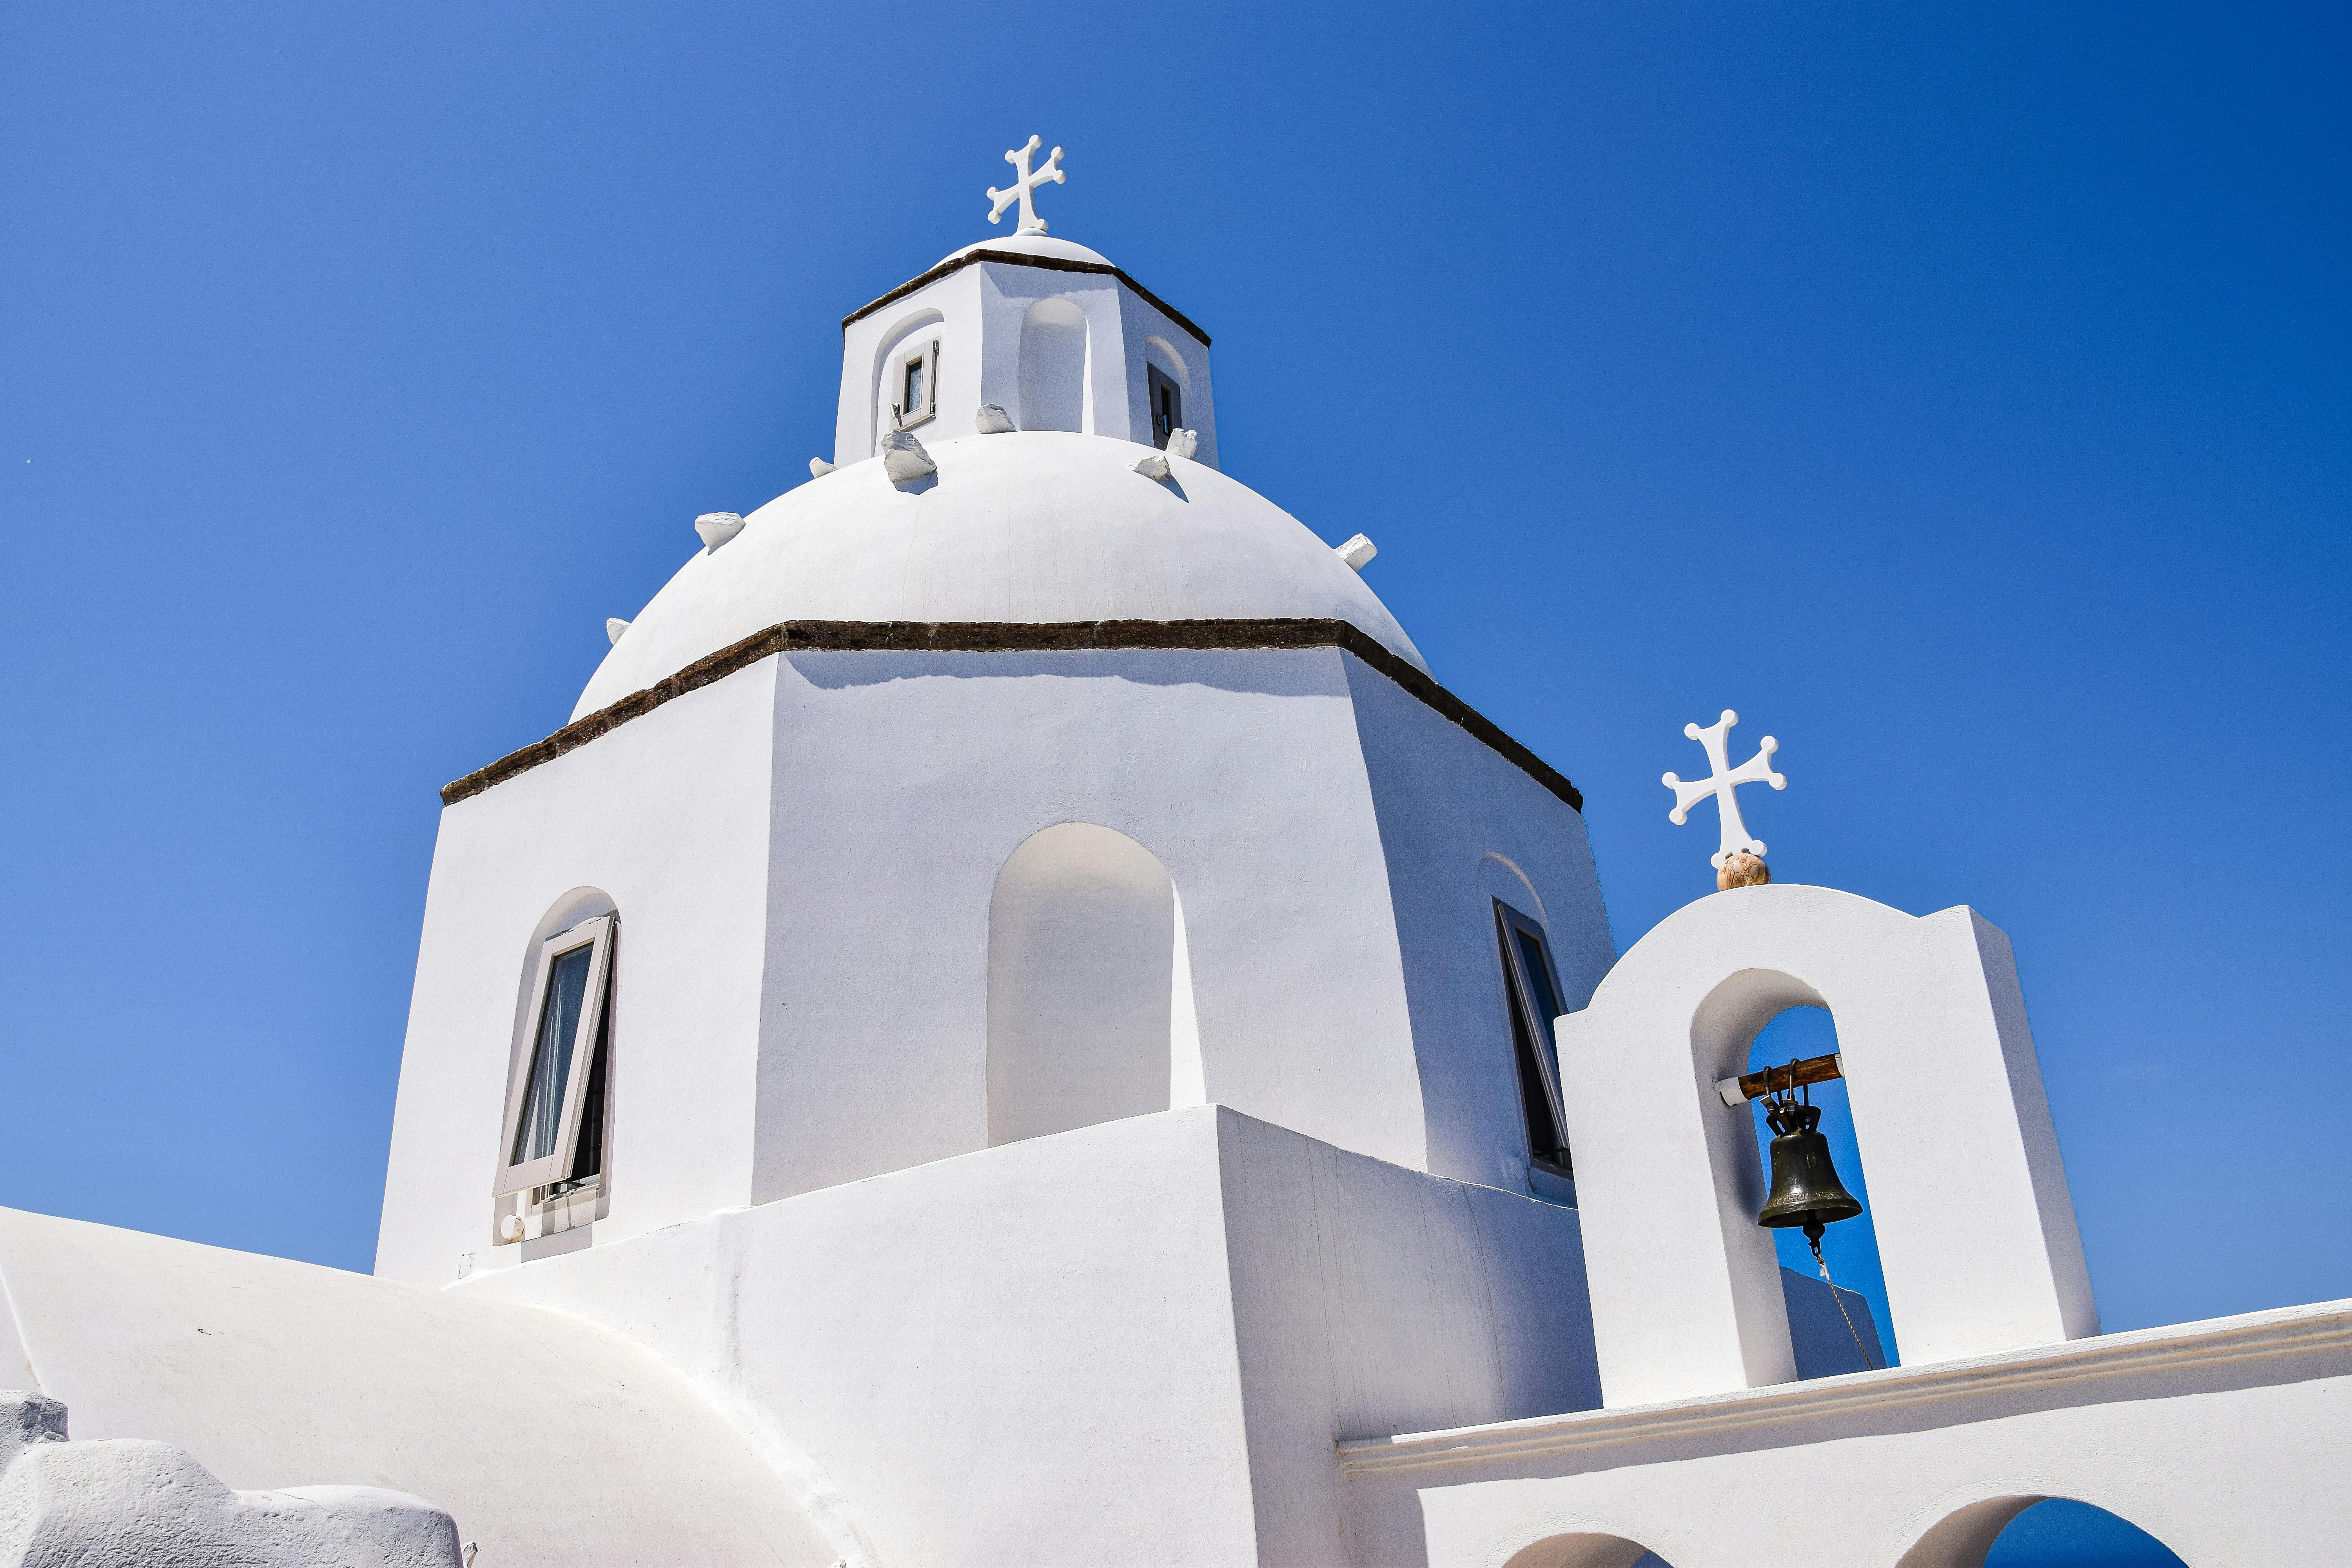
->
[1336,534,1377,572]
[975,404,1015,435]
[809,457,834,477]
[605,617,632,645]
[1166,428,1198,459]
[1133,452,1172,481]
[695,512,746,552]
[880,430,937,484]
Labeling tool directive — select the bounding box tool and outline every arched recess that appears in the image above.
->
[1899,1495,2188,1568]
[1501,1533,1672,1568]
[987,823,1202,1146]
[868,309,944,452]
[1018,298,1089,432]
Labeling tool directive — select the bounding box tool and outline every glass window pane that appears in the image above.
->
[512,942,594,1165]
[905,359,924,414]
[1515,928,1562,1047]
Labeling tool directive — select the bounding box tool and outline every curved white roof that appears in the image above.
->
[941,232,1111,268]
[577,431,1424,720]
[0,1207,845,1566]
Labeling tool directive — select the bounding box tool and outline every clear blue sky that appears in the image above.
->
[1,0,2344,1385]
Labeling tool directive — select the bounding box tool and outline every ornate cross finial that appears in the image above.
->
[987,135,1065,234]
[1663,710,1786,873]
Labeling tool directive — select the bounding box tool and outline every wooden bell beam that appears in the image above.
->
[1714,1050,1845,1108]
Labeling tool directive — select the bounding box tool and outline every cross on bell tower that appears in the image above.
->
[1662,709,1787,875]
[987,135,1066,235]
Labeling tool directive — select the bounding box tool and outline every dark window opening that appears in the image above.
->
[1497,902,1572,1179]
[1147,365,1182,449]
[563,975,611,1186]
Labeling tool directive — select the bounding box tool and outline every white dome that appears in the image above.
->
[942,232,1111,268]
[577,432,1424,720]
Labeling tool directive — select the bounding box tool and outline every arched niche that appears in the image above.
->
[1018,298,1089,433]
[866,308,944,453]
[1501,1533,1672,1568]
[1900,1495,2188,1568]
[986,823,1201,1146]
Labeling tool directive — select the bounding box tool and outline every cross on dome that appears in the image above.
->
[987,134,1066,234]
[1662,709,1787,870]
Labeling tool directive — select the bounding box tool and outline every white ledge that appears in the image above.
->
[1336,1298,2352,1477]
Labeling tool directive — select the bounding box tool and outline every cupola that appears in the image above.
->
[832,138,1216,466]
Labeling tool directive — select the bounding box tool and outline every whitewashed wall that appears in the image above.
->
[835,252,1217,464]
[462,1106,1604,1568]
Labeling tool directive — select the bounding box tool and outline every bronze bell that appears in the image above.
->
[1757,1094,1864,1245]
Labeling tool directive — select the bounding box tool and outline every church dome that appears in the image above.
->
[941,232,1112,268]
[576,431,1424,720]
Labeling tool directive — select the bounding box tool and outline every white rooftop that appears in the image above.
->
[578,430,1424,720]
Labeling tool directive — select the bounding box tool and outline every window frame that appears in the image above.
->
[1146,364,1182,450]
[1495,900,1573,1181]
[495,915,617,1197]
[895,338,940,430]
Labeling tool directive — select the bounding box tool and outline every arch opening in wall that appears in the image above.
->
[1746,1004,1893,1371]
[1501,1534,1674,1568]
[1899,1495,2187,1567]
[987,823,1201,1146]
[1142,334,1191,450]
[1018,298,1089,433]
[493,888,620,1250]
[869,309,946,452]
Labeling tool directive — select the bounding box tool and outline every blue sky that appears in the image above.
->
[1,0,2344,1403]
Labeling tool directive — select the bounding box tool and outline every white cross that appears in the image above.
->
[987,135,1066,234]
[1662,710,1787,870]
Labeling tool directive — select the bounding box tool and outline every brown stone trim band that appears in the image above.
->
[841,250,1211,348]
[440,619,1581,811]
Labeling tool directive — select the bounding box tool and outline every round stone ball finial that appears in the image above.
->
[1717,852,1771,891]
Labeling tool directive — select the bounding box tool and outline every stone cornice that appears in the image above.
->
[440,619,1582,812]
[1336,1299,2352,1478]
[841,249,1211,348]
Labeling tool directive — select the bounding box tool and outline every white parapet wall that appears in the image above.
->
[460,1104,1608,1567]
[1336,1298,2352,1568]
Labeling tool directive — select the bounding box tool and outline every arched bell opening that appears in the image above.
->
[1746,1005,1895,1370]
[1899,1495,2188,1568]
[1500,1532,1675,1568]
[985,822,1201,1147]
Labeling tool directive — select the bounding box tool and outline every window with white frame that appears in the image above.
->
[894,338,939,430]
[1495,901,1572,1181]
[1146,364,1182,450]
[496,915,615,1205]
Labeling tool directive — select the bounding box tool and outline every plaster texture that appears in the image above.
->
[575,430,1419,720]
[838,242,1214,468]
[0,1208,844,1566]
[1556,883,2095,1407]
[382,641,1610,1286]
[0,1394,460,1568]
[460,1105,1605,1568]
[1336,1299,2352,1568]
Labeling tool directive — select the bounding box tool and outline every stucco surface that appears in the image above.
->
[461,1107,1609,1568]
[1338,1299,2352,1568]
[576,430,1423,718]
[0,1208,841,1566]
[0,1393,462,1568]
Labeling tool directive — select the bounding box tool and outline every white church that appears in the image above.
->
[0,140,2343,1567]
